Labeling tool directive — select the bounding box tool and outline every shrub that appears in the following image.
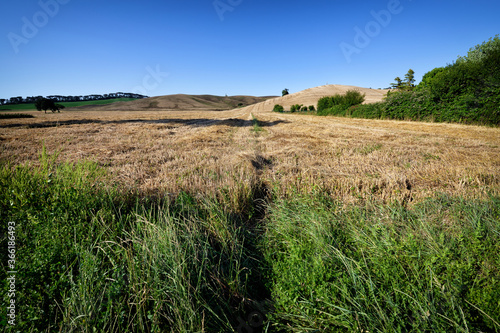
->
[343,89,366,106]
[273,104,284,112]
[316,90,365,113]
[317,96,333,112]
[301,106,308,112]
[350,102,385,119]
[308,105,315,111]
[290,104,303,112]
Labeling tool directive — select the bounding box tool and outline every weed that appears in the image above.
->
[356,143,383,155]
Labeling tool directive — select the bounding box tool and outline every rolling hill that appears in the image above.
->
[68,85,388,112]
[238,84,389,114]
[70,94,277,111]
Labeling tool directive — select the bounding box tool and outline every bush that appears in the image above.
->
[383,89,438,121]
[301,106,308,112]
[349,102,385,119]
[308,105,315,111]
[343,89,366,106]
[273,104,284,112]
[317,104,347,116]
[290,104,303,112]
[317,96,333,112]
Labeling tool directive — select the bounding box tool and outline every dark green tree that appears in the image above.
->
[282,88,289,96]
[404,69,416,90]
[391,77,403,89]
[35,98,63,113]
[273,104,284,112]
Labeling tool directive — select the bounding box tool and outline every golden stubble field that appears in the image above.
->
[1,106,499,206]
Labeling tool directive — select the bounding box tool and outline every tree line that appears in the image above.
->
[0,92,148,105]
[309,35,499,126]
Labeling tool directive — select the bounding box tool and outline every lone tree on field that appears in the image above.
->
[35,98,65,113]
[282,88,289,96]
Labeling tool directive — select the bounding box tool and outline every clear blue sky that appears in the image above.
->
[1,0,499,99]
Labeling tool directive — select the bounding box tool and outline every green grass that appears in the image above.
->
[0,149,267,332]
[262,191,500,332]
[251,114,263,133]
[1,150,499,332]
[0,98,138,111]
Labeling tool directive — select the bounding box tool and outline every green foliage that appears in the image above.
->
[308,105,315,111]
[0,149,268,332]
[251,114,263,132]
[290,104,303,112]
[282,88,289,96]
[301,106,308,112]
[404,68,416,90]
[328,36,500,125]
[35,98,64,113]
[391,76,403,89]
[273,104,284,112]
[317,90,365,115]
[383,89,439,121]
[317,96,333,112]
[349,102,386,119]
[262,193,500,332]
[457,34,500,64]
[1,149,499,331]
[392,69,416,91]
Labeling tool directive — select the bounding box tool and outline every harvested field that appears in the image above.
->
[1,91,499,205]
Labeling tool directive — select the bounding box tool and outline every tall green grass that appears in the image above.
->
[0,150,267,332]
[1,151,499,332]
[261,192,500,332]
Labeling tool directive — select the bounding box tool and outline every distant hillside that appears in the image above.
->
[70,94,277,111]
[0,98,140,111]
[237,85,389,114]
